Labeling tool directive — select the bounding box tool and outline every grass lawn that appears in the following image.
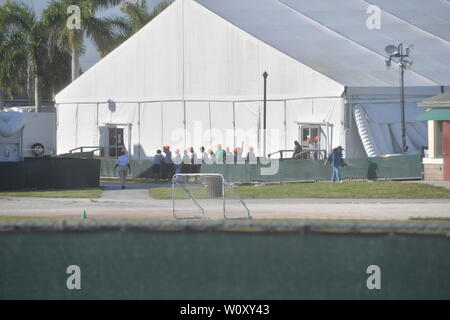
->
[149,181,450,200]
[0,188,102,199]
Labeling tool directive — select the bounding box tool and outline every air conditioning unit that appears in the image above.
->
[0,111,25,162]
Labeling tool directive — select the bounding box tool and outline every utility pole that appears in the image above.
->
[385,43,413,154]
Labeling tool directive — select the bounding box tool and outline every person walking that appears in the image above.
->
[324,146,346,182]
[114,148,131,189]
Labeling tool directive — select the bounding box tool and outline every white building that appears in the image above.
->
[55,0,450,159]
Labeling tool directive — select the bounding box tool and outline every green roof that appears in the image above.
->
[416,108,450,121]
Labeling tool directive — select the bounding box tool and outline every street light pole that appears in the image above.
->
[385,43,413,154]
[399,51,406,153]
[263,71,268,157]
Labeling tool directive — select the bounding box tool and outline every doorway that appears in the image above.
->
[108,127,124,157]
[99,125,130,158]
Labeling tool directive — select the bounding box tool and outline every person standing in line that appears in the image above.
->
[215,144,225,164]
[163,145,173,180]
[152,149,164,184]
[114,148,131,189]
[182,149,191,173]
[234,147,244,164]
[292,140,302,158]
[233,148,239,163]
[207,149,216,164]
[324,146,346,182]
[188,147,196,172]
[313,136,319,160]
[173,148,182,177]
[246,146,257,164]
[199,146,208,164]
[225,147,234,164]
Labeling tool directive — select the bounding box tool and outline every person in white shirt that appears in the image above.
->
[207,149,216,164]
[114,148,131,189]
[199,146,208,164]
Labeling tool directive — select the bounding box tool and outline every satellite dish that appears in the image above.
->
[385,44,398,55]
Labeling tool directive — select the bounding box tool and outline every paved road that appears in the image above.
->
[0,182,449,221]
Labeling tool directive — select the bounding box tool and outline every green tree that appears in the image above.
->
[118,0,173,39]
[43,0,127,81]
[0,0,48,111]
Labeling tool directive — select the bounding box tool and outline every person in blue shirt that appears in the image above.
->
[324,146,346,182]
[113,148,131,189]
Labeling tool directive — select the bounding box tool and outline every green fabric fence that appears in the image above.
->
[201,155,422,183]
[0,228,449,299]
[99,155,422,182]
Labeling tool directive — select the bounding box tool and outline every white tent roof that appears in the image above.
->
[195,0,450,87]
[55,0,450,104]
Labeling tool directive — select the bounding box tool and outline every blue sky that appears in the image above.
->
[1,0,163,70]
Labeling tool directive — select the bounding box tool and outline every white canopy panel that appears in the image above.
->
[195,0,450,86]
[367,0,450,42]
[352,103,427,156]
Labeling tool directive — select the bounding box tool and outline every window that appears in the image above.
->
[300,126,320,148]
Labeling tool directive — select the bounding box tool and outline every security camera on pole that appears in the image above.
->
[384,43,414,154]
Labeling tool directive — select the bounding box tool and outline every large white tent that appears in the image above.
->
[55,0,450,159]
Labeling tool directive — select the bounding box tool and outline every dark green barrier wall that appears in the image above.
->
[0,230,449,299]
[201,155,422,183]
[0,158,100,190]
[100,155,422,182]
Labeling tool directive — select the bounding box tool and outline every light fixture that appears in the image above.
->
[383,43,414,154]
[406,44,414,55]
[401,57,413,69]
[385,44,398,56]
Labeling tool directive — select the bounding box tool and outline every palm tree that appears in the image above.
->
[43,0,127,82]
[43,44,72,100]
[0,0,48,111]
[119,0,173,38]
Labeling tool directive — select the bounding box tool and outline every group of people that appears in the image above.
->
[114,142,347,189]
[151,144,258,183]
[292,136,320,160]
